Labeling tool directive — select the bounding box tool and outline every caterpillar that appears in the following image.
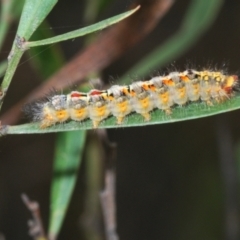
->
[25,69,238,129]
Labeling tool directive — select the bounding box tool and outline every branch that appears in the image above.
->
[100,170,118,240]
[21,194,47,240]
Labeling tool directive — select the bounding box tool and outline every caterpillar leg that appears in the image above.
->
[107,86,133,126]
[89,105,110,128]
[141,112,151,121]
[88,89,111,128]
[39,109,56,128]
[92,120,101,129]
[40,118,55,129]
[206,100,213,106]
[164,109,172,115]
[130,91,154,122]
[116,116,124,125]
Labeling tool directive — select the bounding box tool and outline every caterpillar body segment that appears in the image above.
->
[129,81,155,121]
[26,70,238,129]
[107,85,133,125]
[67,91,89,122]
[40,95,69,128]
[88,89,111,128]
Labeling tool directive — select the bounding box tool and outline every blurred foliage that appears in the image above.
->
[0,1,240,240]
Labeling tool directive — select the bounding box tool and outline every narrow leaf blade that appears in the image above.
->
[17,0,57,40]
[26,6,140,48]
[48,130,86,238]
[5,93,240,135]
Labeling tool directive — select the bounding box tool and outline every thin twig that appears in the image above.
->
[0,121,8,136]
[97,129,117,169]
[21,194,47,240]
[100,170,118,240]
[0,233,5,240]
[216,116,240,240]
[97,129,118,240]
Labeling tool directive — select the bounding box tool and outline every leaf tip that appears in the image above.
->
[0,123,9,137]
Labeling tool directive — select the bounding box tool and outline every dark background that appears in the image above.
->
[1,0,240,239]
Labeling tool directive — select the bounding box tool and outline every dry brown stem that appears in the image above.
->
[21,194,47,240]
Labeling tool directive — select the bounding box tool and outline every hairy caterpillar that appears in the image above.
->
[25,69,238,129]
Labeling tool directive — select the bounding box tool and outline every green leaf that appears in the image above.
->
[48,130,86,239]
[5,93,240,135]
[0,61,7,78]
[0,0,13,50]
[0,4,139,111]
[120,0,224,84]
[25,6,140,48]
[17,0,57,40]
[0,0,25,50]
[11,0,25,18]
[81,135,104,239]
[0,0,58,108]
